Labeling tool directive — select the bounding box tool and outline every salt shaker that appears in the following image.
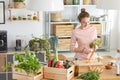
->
[116,61,120,76]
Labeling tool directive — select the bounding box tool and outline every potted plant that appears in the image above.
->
[13,0,25,8]
[28,35,51,60]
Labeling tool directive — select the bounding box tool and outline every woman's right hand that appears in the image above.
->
[83,48,91,54]
[74,47,84,53]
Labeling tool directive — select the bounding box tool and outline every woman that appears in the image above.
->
[70,8,97,60]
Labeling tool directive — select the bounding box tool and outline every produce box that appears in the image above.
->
[43,65,74,80]
[91,23,102,35]
[78,60,103,74]
[12,67,43,80]
[53,24,74,36]
[51,13,62,22]
[0,54,6,72]
[58,38,71,50]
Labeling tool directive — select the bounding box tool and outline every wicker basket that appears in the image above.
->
[51,13,62,22]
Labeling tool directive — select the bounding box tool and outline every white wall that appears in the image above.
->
[108,10,119,50]
[0,0,119,50]
[118,11,120,48]
[0,0,44,49]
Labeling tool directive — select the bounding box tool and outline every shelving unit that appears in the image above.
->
[45,0,111,51]
[8,8,39,22]
[7,0,39,22]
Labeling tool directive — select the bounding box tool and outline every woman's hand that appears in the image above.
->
[83,48,91,54]
[74,47,84,53]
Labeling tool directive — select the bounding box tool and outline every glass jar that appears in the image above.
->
[72,0,79,5]
[64,0,69,5]
[91,0,96,5]
[83,0,89,5]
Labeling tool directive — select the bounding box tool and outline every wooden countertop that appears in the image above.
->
[71,67,120,80]
[42,56,120,80]
[42,67,120,80]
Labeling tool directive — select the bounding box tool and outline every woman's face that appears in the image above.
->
[80,17,90,28]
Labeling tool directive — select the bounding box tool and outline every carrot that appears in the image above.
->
[89,66,93,71]
[86,49,95,63]
[99,68,104,74]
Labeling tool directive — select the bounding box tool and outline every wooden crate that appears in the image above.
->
[12,67,43,80]
[91,23,102,35]
[58,38,71,50]
[51,13,62,22]
[43,65,75,80]
[78,60,103,74]
[53,24,74,36]
[0,54,6,72]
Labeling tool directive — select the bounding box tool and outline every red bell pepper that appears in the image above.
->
[58,65,65,69]
[55,61,60,68]
[48,60,52,67]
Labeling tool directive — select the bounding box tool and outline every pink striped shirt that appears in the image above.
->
[70,26,97,60]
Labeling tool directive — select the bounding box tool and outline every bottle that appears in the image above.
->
[79,0,83,5]
[64,0,69,5]
[83,0,89,5]
[33,13,38,20]
[72,0,78,5]
[74,58,79,76]
[116,61,120,76]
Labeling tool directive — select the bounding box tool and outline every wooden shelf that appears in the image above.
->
[8,7,26,10]
[50,21,79,24]
[8,19,39,22]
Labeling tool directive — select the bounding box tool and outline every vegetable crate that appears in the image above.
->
[43,65,74,80]
[53,24,74,36]
[12,66,43,80]
[78,60,103,74]
[58,37,71,50]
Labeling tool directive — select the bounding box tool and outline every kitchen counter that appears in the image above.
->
[71,67,120,80]
[42,56,120,80]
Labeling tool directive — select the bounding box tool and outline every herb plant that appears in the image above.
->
[14,50,41,75]
[76,71,100,80]
[1,62,12,72]
[89,39,102,49]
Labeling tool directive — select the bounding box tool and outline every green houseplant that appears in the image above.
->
[13,0,25,8]
[28,35,51,60]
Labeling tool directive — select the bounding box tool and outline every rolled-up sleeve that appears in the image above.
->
[70,30,76,52]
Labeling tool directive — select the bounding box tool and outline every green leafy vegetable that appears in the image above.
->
[76,71,100,80]
[89,39,102,49]
[14,50,41,75]
[48,36,59,61]
[1,62,12,72]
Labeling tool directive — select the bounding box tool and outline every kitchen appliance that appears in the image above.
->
[0,30,7,53]
[15,39,21,51]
